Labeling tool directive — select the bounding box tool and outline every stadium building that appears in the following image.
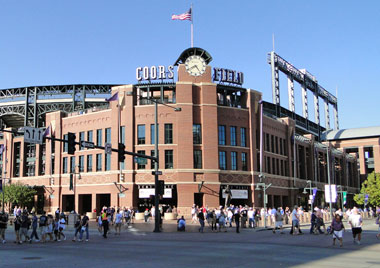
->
[0,48,360,216]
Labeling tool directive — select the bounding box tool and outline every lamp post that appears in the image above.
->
[326,144,333,218]
[255,182,271,228]
[336,185,344,212]
[303,180,317,213]
[259,100,264,182]
[150,98,181,233]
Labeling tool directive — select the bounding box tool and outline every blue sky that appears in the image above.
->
[1,1,379,129]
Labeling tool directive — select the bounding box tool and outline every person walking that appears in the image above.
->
[101,210,109,238]
[273,208,284,234]
[348,208,363,245]
[58,215,66,241]
[19,211,31,243]
[197,209,205,233]
[218,211,227,232]
[114,210,123,235]
[39,211,48,243]
[72,215,82,242]
[0,211,8,244]
[290,206,302,235]
[29,212,40,243]
[376,211,380,239]
[234,209,241,233]
[331,214,345,247]
[13,215,21,244]
[211,210,217,232]
[79,213,90,241]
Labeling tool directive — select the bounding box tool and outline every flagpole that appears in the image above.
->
[191,3,193,47]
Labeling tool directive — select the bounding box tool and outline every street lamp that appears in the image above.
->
[255,182,271,228]
[302,180,317,213]
[150,97,181,233]
[259,100,264,182]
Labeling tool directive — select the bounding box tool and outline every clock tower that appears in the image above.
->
[174,47,213,83]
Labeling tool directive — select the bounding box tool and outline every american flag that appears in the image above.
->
[172,8,192,21]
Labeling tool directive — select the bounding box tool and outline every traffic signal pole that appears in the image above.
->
[153,101,160,232]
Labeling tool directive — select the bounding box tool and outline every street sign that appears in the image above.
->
[81,141,95,149]
[49,194,54,199]
[118,193,125,198]
[105,143,112,154]
[24,126,44,144]
[152,171,162,175]
[135,157,147,165]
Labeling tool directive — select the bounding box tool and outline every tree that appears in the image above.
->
[3,182,37,209]
[354,172,380,206]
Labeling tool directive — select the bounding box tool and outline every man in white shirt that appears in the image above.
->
[290,205,302,235]
[348,208,363,245]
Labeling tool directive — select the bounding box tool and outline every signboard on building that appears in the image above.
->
[222,189,248,199]
[139,188,172,199]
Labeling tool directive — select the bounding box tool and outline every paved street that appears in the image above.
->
[0,219,379,268]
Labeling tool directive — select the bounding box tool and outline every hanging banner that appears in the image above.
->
[325,184,337,203]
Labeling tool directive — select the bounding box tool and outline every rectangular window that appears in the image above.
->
[105,128,111,144]
[137,150,146,169]
[272,158,276,175]
[87,130,93,143]
[151,150,159,169]
[276,159,280,175]
[165,150,173,169]
[120,126,125,144]
[137,125,145,144]
[96,129,102,146]
[218,125,226,145]
[63,157,68,173]
[150,124,159,144]
[96,153,102,171]
[266,157,271,173]
[275,137,278,154]
[63,134,68,152]
[79,155,84,172]
[164,124,173,144]
[70,156,76,173]
[219,151,226,170]
[193,124,202,144]
[231,152,237,170]
[79,131,85,150]
[242,152,248,171]
[241,127,246,147]
[230,126,237,146]
[193,150,202,169]
[265,133,270,151]
[271,135,275,153]
[105,153,111,171]
[280,138,283,155]
[87,155,93,172]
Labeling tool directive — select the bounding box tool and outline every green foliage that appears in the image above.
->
[3,182,37,208]
[354,172,380,206]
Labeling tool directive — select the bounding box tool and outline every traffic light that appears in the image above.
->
[158,180,165,196]
[67,132,76,155]
[118,143,125,162]
[69,173,73,191]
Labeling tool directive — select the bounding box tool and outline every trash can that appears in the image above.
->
[68,212,78,226]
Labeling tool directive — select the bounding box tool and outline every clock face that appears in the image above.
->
[185,55,206,76]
